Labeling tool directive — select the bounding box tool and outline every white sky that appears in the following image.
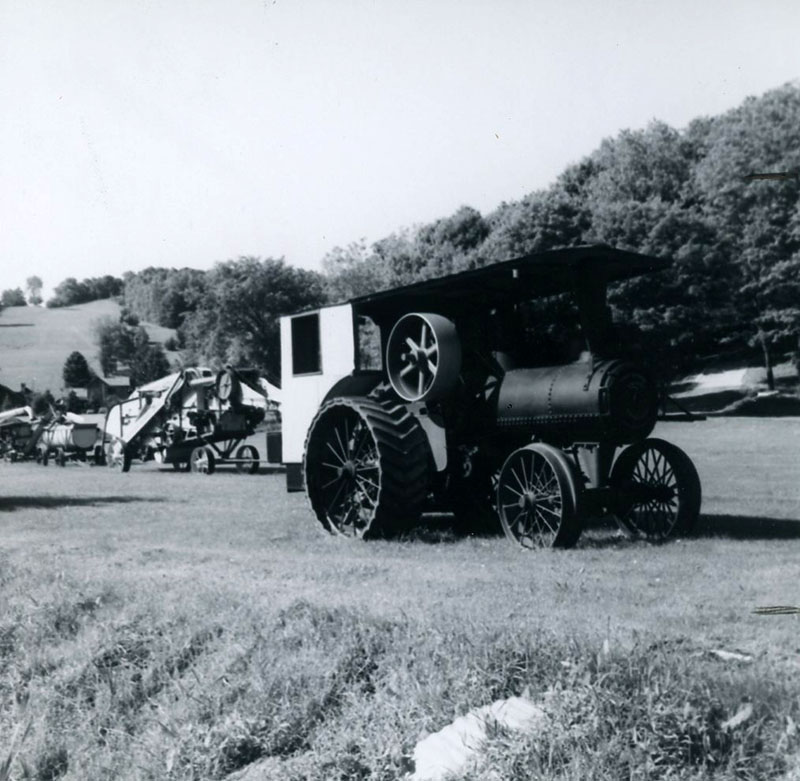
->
[1,0,798,299]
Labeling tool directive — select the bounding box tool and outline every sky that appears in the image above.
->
[1,0,798,300]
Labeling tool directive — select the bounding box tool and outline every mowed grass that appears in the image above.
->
[0,300,175,394]
[1,418,799,779]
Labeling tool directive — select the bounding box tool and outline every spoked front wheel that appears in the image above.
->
[611,438,701,539]
[496,443,582,549]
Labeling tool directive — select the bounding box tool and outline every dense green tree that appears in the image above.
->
[322,240,390,302]
[26,276,43,305]
[1,288,26,306]
[93,316,136,376]
[130,343,171,386]
[62,351,93,387]
[123,267,206,328]
[47,275,122,307]
[180,257,327,381]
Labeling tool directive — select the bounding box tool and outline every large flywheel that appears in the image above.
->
[386,313,461,402]
[304,397,430,538]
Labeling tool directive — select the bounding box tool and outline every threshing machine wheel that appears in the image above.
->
[304,396,429,538]
[235,445,259,475]
[610,438,701,540]
[106,440,132,473]
[496,443,582,549]
[190,446,216,475]
[216,370,242,405]
[386,313,461,403]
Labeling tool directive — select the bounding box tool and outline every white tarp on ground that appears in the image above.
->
[409,696,546,781]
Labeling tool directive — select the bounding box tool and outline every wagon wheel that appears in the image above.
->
[496,443,582,549]
[610,438,701,539]
[190,446,216,475]
[106,440,132,473]
[304,397,429,538]
[386,313,461,402]
[235,445,260,475]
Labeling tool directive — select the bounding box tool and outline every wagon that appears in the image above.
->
[37,419,100,466]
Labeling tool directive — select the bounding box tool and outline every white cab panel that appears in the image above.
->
[279,303,355,463]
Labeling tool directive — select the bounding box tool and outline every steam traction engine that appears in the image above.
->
[279,246,701,547]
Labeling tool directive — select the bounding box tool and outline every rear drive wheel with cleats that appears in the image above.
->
[610,438,701,539]
[496,443,582,549]
[304,397,429,538]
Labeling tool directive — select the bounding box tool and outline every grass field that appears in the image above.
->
[0,301,175,395]
[1,418,799,779]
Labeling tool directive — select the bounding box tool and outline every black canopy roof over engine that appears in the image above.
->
[351,245,670,324]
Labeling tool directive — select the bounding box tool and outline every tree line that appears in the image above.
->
[20,82,800,384]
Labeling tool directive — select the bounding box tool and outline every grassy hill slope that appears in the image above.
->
[0,300,175,395]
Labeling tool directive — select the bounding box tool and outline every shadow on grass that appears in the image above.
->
[0,495,167,511]
[694,514,800,539]
[397,513,501,544]
[400,513,800,546]
[0,322,34,327]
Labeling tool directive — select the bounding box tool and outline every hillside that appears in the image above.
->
[0,300,175,395]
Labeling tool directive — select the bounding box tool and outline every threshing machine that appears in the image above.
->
[0,406,36,461]
[0,407,100,465]
[278,245,702,548]
[103,366,270,473]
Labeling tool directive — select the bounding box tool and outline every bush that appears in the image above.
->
[62,351,93,388]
